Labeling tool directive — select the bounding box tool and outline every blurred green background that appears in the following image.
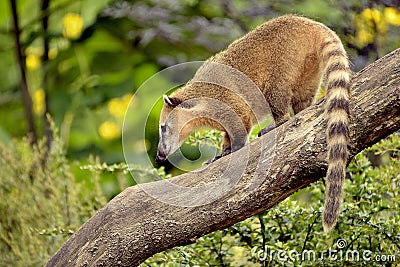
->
[0,0,399,266]
[2,0,399,162]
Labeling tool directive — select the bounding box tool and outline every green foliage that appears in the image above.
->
[143,133,400,266]
[185,129,224,150]
[0,133,107,267]
[184,117,272,151]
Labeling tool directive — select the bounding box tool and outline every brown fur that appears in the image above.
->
[156,15,351,232]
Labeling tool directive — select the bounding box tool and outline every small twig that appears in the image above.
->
[275,213,285,236]
[210,236,227,267]
[301,213,318,261]
[345,232,362,250]
[257,214,267,267]
[41,0,52,153]
[20,0,77,32]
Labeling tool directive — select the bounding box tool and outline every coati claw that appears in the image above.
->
[221,147,232,156]
[258,119,288,136]
[203,146,233,165]
[258,125,276,137]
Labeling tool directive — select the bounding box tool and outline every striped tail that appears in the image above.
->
[321,35,351,232]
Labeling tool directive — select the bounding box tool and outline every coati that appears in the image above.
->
[155,15,351,232]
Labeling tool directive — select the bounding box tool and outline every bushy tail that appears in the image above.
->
[321,35,351,232]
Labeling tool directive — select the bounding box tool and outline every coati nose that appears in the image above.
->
[155,152,166,163]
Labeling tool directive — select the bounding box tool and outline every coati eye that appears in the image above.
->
[160,124,166,132]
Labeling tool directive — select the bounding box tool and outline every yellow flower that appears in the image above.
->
[33,89,45,115]
[48,48,58,59]
[356,29,375,47]
[108,99,125,118]
[353,8,388,48]
[361,8,387,33]
[122,93,133,106]
[98,121,121,140]
[26,54,41,70]
[361,8,381,23]
[108,94,134,118]
[384,7,400,26]
[25,46,58,66]
[62,13,84,39]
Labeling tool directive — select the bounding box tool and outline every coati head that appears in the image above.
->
[155,95,204,163]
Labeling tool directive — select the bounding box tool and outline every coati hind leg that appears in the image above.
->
[292,98,313,115]
[291,57,323,115]
[258,89,291,137]
[259,54,323,137]
[258,90,316,137]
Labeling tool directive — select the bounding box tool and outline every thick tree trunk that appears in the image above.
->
[47,49,400,266]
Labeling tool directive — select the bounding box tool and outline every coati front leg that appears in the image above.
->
[206,131,247,164]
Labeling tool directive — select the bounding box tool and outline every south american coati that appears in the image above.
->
[155,15,351,232]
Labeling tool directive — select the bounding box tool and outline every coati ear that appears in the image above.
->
[163,95,181,108]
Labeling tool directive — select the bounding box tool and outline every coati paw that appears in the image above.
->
[221,146,232,156]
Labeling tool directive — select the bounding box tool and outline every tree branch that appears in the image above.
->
[10,0,37,144]
[41,0,52,151]
[47,48,400,266]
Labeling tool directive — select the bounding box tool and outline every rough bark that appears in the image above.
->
[47,48,400,266]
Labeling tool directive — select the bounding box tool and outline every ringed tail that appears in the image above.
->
[321,33,351,232]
